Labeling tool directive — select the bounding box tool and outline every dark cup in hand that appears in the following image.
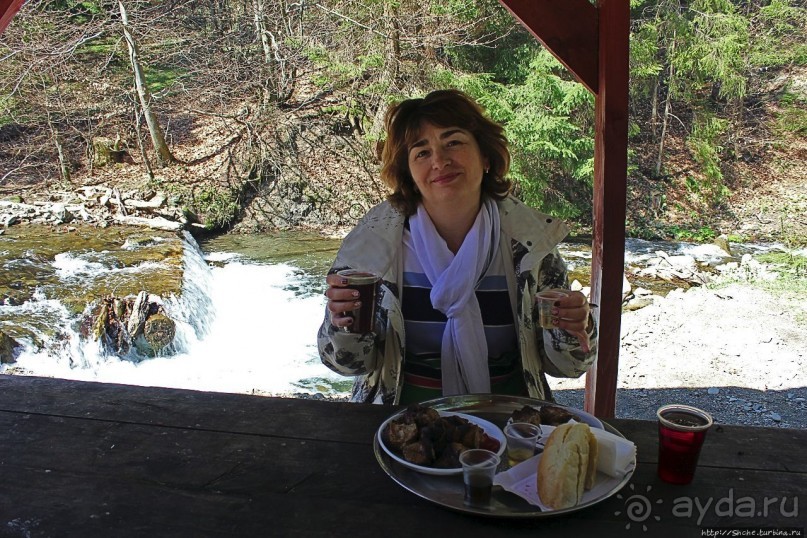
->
[336,269,380,334]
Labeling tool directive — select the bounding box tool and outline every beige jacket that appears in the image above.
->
[317,195,598,404]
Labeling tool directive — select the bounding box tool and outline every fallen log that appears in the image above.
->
[112,214,183,231]
[144,314,176,350]
[124,195,166,210]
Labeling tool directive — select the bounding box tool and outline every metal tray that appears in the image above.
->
[373,394,636,518]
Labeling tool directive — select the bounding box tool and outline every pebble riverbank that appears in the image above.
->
[553,282,807,429]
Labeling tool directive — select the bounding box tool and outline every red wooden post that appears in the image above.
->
[499,0,629,417]
[586,0,629,418]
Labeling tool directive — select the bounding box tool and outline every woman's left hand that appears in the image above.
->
[552,291,592,353]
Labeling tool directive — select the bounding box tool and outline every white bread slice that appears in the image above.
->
[537,422,598,509]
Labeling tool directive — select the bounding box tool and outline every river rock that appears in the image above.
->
[0,186,186,232]
[0,331,20,364]
[125,195,166,210]
[622,273,631,299]
[113,214,183,231]
[716,254,778,282]
[625,295,655,311]
[637,251,709,285]
[714,235,732,256]
[50,204,74,224]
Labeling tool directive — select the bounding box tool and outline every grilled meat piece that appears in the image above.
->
[399,404,441,429]
[383,420,419,451]
[434,442,467,468]
[540,405,579,426]
[453,423,483,448]
[402,438,434,466]
[384,406,495,468]
[511,404,580,426]
[511,405,543,426]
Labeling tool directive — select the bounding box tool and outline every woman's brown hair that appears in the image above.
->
[379,89,512,216]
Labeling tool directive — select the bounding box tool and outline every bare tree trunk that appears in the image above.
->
[650,75,660,137]
[55,135,70,183]
[133,101,154,181]
[52,128,70,184]
[253,0,274,107]
[45,109,70,184]
[655,31,676,178]
[41,73,71,183]
[118,0,174,167]
[252,0,295,103]
[369,0,401,139]
[254,0,273,66]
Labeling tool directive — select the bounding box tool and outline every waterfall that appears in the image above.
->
[163,231,216,349]
[0,228,349,397]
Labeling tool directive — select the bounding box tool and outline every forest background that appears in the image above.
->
[1,0,805,247]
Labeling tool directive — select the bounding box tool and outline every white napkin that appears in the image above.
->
[589,427,637,478]
[493,454,628,510]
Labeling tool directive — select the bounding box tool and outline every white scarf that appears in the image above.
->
[408,197,501,395]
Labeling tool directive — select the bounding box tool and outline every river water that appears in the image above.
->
[0,225,783,398]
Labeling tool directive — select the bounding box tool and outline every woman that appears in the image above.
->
[318,89,597,405]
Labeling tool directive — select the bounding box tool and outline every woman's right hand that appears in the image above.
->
[324,273,361,331]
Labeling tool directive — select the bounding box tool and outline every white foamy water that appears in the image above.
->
[4,235,350,398]
[623,237,791,266]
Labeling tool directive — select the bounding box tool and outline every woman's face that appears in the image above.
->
[406,122,488,211]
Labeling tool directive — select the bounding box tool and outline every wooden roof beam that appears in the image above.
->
[497,0,599,94]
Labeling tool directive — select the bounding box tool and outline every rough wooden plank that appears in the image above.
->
[3,377,805,473]
[1,379,805,536]
[585,0,630,419]
[1,413,803,536]
[497,0,629,417]
[0,412,403,503]
[4,466,702,538]
[498,0,599,93]
[616,465,807,529]
[0,375,386,444]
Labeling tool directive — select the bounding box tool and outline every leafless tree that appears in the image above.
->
[118,0,175,166]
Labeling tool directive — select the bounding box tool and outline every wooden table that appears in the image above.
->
[1,376,804,537]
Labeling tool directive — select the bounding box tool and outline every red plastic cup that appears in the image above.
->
[336,269,380,334]
[656,404,714,485]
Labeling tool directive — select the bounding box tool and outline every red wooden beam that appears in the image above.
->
[0,0,25,35]
[500,0,629,418]
[585,0,629,418]
[497,0,599,94]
